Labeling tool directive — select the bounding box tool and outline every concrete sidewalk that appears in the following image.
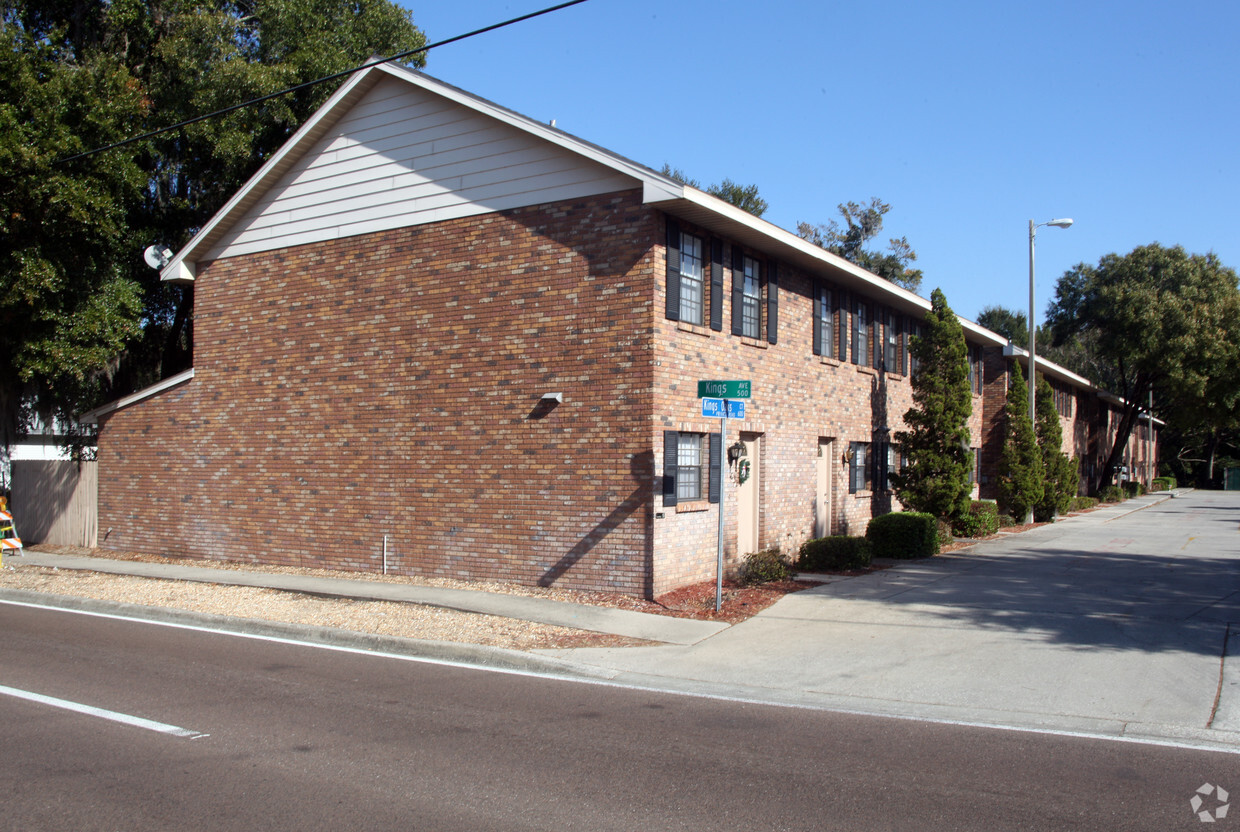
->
[538,490,1240,750]
[6,549,728,646]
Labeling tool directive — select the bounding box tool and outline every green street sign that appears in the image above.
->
[697,379,751,399]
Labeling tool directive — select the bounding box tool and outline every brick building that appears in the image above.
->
[84,64,1156,597]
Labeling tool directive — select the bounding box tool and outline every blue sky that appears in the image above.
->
[405,0,1238,324]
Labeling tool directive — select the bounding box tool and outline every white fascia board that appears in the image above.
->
[1001,345,1162,423]
[159,66,383,283]
[79,369,195,425]
[378,64,670,191]
[1002,344,1094,389]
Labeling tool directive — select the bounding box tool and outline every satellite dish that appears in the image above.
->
[143,244,173,270]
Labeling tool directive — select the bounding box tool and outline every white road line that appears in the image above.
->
[3,596,1237,756]
[0,683,208,739]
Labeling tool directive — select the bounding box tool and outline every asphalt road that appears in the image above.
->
[2,601,1236,831]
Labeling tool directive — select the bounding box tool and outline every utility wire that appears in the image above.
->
[56,0,589,165]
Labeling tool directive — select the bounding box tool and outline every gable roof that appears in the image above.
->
[160,62,987,336]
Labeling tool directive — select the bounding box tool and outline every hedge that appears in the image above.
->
[953,500,999,538]
[866,512,939,559]
[1068,495,1098,512]
[1152,476,1177,492]
[798,536,872,572]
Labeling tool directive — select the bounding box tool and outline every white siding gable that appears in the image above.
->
[205,77,638,260]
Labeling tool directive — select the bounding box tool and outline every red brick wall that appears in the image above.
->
[98,190,662,596]
[649,217,927,593]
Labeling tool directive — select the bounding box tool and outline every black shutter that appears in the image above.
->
[731,245,744,336]
[709,238,724,331]
[708,432,722,504]
[662,430,679,506]
[665,220,681,322]
[766,261,778,344]
[812,285,823,356]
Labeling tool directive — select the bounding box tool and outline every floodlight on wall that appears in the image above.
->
[541,392,563,403]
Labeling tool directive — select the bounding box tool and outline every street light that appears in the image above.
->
[1028,217,1073,447]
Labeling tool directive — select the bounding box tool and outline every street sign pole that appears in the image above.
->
[716,408,725,612]
[696,382,751,613]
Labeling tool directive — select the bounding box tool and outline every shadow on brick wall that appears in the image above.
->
[537,450,654,598]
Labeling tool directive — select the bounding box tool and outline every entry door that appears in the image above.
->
[736,434,761,556]
[815,438,832,539]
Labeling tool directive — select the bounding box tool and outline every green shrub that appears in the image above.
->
[866,512,939,559]
[936,518,954,549]
[1122,480,1146,498]
[798,536,872,571]
[953,500,999,538]
[1098,485,1124,503]
[1151,476,1176,491]
[997,513,1016,528]
[1068,496,1098,512]
[739,547,795,585]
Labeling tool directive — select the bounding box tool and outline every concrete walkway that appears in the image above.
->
[8,550,728,646]
[538,490,1240,749]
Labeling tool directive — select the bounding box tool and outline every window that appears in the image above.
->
[908,322,922,375]
[814,285,835,358]
[741,255,762,339]
[676,433,703,501]
[849,441,872,493]
[662,430,721,506]
[878,442,897,491]
[885,311,899,373]
[678,232,704,325]
[853,301,869,367]
[969,345,983,394]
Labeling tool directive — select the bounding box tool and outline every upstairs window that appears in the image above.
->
[814,285,835,358]
[678,232,704,326]
[885,311,899,373]
[853,300,870,367]
[969,345,983,394]
[741,256,762,339]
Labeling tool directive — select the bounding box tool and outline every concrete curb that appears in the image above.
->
[0,587,623,680]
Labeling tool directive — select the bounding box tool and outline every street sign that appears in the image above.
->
[701,398,746,420]
[697,380,751,399]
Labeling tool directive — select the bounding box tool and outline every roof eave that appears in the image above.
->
[79,369,195,424]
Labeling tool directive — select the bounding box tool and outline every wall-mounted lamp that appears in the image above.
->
[727,440,747,464]
[841,449,854,466]
[541,392,563,403]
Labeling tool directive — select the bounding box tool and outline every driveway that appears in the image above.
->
[543,491,1240,746]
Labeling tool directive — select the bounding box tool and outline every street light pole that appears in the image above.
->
[1027,218,1074,427]
[1028,217,1073,522]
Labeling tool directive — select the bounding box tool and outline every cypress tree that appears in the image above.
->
[998,363,1044,523]
[1034,374,1079,521]
[891,288,973,521]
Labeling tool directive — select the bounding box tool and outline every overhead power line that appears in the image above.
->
[57,0,590,165]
